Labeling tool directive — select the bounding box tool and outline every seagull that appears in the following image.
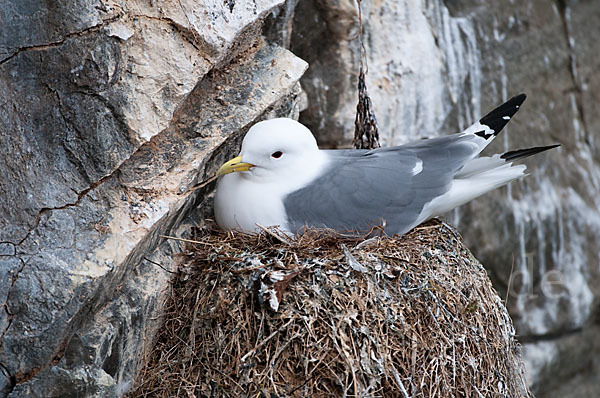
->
[214,94,559,235]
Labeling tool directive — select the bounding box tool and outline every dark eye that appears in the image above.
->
[271,151,283,159]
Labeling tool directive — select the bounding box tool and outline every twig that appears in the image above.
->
[178,175,218,197]
[159,235,214,245]
[414,224,441,231]
[240,319,294,362]
[256,224,292,246]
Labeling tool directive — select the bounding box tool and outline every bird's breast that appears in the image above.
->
[214,173,290,233]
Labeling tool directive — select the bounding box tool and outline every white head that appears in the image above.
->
[216,118,324,185]
[214,118,326,232]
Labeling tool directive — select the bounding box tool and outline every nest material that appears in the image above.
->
[353,66,380,150]
[130,220,530,397]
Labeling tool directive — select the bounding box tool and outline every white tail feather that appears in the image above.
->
[455,154,506,178]
[416,162,526,224]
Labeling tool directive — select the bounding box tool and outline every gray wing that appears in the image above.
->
[283,134,480,235]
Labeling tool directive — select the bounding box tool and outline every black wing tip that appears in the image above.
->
[500,143,560,162]
[479,93,527,136]
[513,93,527,104]
[502,93,527,108]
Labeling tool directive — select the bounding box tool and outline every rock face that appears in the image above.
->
[0,0,307,396]
[290,0,600,396]
[1,0,598,396]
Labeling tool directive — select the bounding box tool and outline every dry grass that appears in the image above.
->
[129,219,530,397]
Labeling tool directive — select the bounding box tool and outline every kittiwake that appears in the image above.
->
[214,94,559,235]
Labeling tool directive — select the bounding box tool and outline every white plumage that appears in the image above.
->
[214,94,558,235]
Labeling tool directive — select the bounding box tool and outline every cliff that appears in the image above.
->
[1,1,599,397]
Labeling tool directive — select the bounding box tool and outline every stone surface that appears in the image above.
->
[292,0,481,148]
[0,0,119,62]
[8,365,117,398]
[524,324,600,397]
[0,0,306,395]
[2,0,599,396]
[0,0,286,244]
[289,0,600,396]
[443,3,600,396]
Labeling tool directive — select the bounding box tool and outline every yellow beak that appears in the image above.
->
[216,156,255,177]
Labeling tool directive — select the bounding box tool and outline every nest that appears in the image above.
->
[130,220,530,397]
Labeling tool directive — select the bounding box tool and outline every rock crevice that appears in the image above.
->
[0,14,124,66]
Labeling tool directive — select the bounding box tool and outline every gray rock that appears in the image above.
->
[290,0,600,395]
[290,0,360,148]
[0,257,22,353]
[0,0,117,62]
[8,365,117,398]
[0,0,306,395]
[3,0,598,395]
[442,3,600,395]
